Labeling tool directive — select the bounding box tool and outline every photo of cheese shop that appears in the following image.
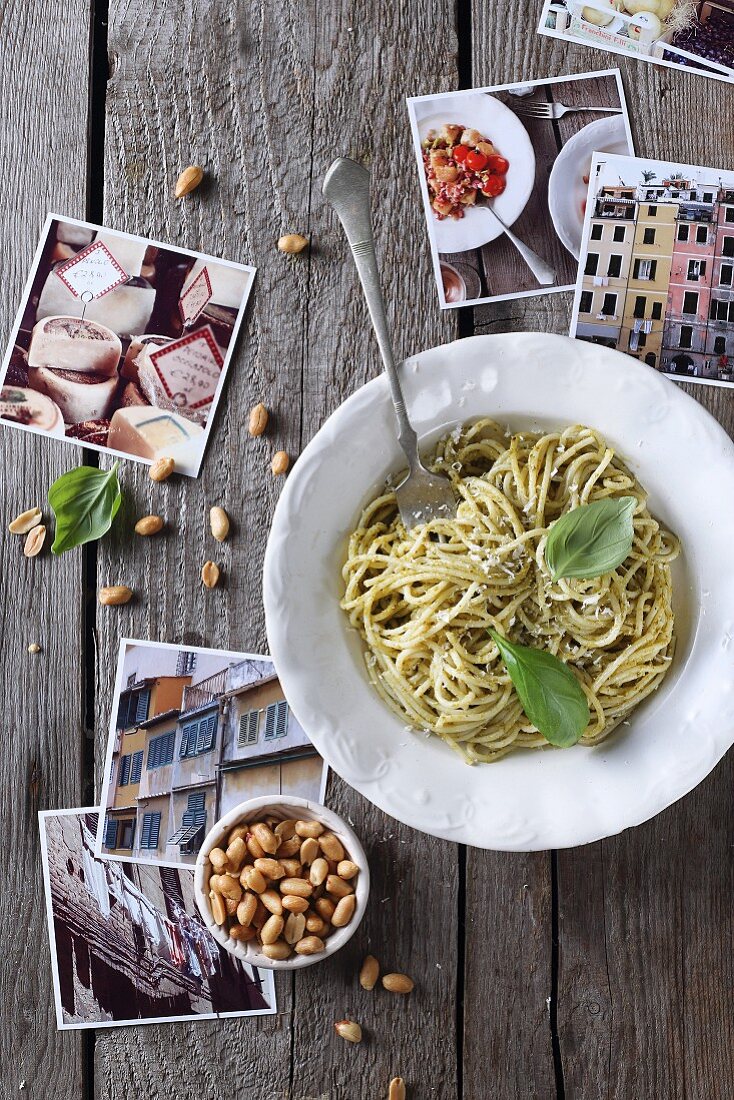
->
[0,216,254,477]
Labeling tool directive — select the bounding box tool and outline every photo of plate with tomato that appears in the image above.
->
[415,94,536,254]
[548,115,631,259]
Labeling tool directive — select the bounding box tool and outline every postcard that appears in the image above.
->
[39,808,276,1029]
[538,1,734,87]
[94,639,328,870]
[569,152,734,386]
[407,69,633,309]
[0,215,255,477]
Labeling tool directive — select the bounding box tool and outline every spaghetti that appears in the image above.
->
[341,420,679,763]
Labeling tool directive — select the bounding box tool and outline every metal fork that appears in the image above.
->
[512,101,622,120]
[322,157,458,531]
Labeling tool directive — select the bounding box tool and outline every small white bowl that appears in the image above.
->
[194,795,370,971]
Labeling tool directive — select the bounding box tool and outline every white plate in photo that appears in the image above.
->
[415,95,535,253]
[548,115,630,259]
[264,333,734,851]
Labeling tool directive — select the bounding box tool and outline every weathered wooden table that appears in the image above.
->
[3,3,734,1098]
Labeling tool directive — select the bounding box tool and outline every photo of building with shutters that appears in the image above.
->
[97,641,326,868]
[572,153,734,385]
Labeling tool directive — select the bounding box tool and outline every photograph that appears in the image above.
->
[39,809,276,1029]
[570,152,734,384]
[407,70,633,309]
[538,0,734,85]
[95,640,328,869]
[0,215,255,477]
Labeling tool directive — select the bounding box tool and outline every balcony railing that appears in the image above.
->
[181,669,227,713]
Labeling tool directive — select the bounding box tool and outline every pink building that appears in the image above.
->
[707,189,734,376]
[663,189,717,376]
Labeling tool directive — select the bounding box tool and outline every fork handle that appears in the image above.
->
[483,206,556,286]
[572,106,622,113]
[323,158,420,468]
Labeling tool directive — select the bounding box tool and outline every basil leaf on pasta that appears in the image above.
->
[545,496,636,581]
[489,629,589,748]
[49,463,122,555]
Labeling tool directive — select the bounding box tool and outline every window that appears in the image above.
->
[590,224,603,240]
[179,713,217,758]
[607,255,622,278]
[709,299,734,322]
[116,688,150,730]
[130,750,144,784]
[702,192,714,203]
[613,225,626,243]
[677,224,689,242]
[723,237,734,258]
[140,812,162,850]
[696,226,708,245]
[238,710,260,746]
[637,332,647,348]
[682,291,699,315]
[118,754,131,786]
[118,819,135,850]
[726,207,734,224]
[679,326,693,350]
[147,731,175,769]
[633,296,646,319]
[176,650,197,675]
[648,205,657,216]
[714,337,726,354]
[103,817,118,849]
[600,293,617,317]
[264,700,289,741]
[584,253,599,276]
[687,259,705,280]
[720,264,733,287]
[633,258,657,281]
[643,228,656,245]
[109,758,115,783]
[652,302,663,320]
[169,793,207,851]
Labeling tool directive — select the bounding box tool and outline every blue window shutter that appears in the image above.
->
[275,700,288,738]
[180,724,194,757]
[239,711,259,746]
[164,732,175,763]
[264,703,277,740]
[104,817,118,848]
[135,690,150,723]
[119,755,131,785]
[141,813,152,847]
[146,739,156,769]
[197,714,216,753]
[130,751,143,783]
[150,812,161,848]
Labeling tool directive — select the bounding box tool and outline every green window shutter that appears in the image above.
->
[141,813,152,847]
[197,714,217,753]
[150,812,161,848]
[135,689,150,723]
[275,700,289,738]
[239,710,259,746]
[162,732,174,764]
[264,703,277,740]
[130,751,143,783]
[146,738,157,769]
[119,755,131,785]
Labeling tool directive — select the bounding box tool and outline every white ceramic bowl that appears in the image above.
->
[194,795,370,970]
[263,333,734,851]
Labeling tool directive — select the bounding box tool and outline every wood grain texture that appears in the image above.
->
[473,7,734,1099]
[94,0,459,1097]
[0,3,91,1097]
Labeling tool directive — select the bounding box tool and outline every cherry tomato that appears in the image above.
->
[465,149,489,172]
[453,144,469,163]
[486,154,509,175]
[482,175,506,197]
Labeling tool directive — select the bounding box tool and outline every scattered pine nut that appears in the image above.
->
[278,233,309,254]
[149,456,175,482]
[334,1019,362,1043]
[359,954,380,990]
[175,165,204,198]
[271,450,290,476]
[27,643,41,655]
[248,403,269,436]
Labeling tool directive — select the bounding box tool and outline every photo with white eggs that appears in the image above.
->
[0,215,255,477]
[407,70,634,309]
[538,0,734,84]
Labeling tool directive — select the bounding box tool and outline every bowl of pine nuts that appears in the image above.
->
[194,795,370,970]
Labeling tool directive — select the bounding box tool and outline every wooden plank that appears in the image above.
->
[0,2,91,1095]
[470,12,734,1096]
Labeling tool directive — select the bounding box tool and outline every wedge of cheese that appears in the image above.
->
[28,366,118,424]
[107,406,203,460]
[28,316,121,375]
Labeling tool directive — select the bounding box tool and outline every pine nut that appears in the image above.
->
[225,837,246,872]
[228,825,249,845]
[242,867,267,894]
[229,924,256,942]
[326,875,353,899]
[314,897,336,922]
[305,913,328,936]
[202,561,221,588]
[279,877,312,898]
[9,507,42,534]
[331,894,356,928]
[295,819,324,839]
[277,233,309,254]
[174,165,204,198]
[300,837,320,865]
[24,524,46,557]
[149,456,175,481]
[237,895,258,927]
[255,857,285,880]
[99,585,133,606]
[295,935,324,955]
[279,858,302,877]
[319,832,345,862]
[213,875,242,902]
[276,835,302,858]
[309,858,329,887]
[209,891,226,926]
[252,822,278,855]
[337,860,360,880]
[209,506,230,542]
[134,514,164,536]
[274,818,297,840]
[248,403,269,437]
[260,889,284,916]
[389,1078,406,1100]
[334,1019,362,1043]
[262,940,291,960]
[285,912,306,945]
[246,833,266,860]
[360,955,380,990]
[260,914,285,945]
[382,973,414,994]
[282,894,310,914]
[208,848,229,873]
[271,450,290,476]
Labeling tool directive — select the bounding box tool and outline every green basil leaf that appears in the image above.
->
[49,463,122,555]
[489,629,589,748]
[545,495,636,581]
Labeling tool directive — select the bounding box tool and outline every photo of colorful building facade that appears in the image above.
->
[573,155,734,385]
[99,643,325,867]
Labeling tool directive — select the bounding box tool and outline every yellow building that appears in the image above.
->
[621,201,677,365]
[133,708,181,860]
[576,186,637,346]
[103,675,190,855]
